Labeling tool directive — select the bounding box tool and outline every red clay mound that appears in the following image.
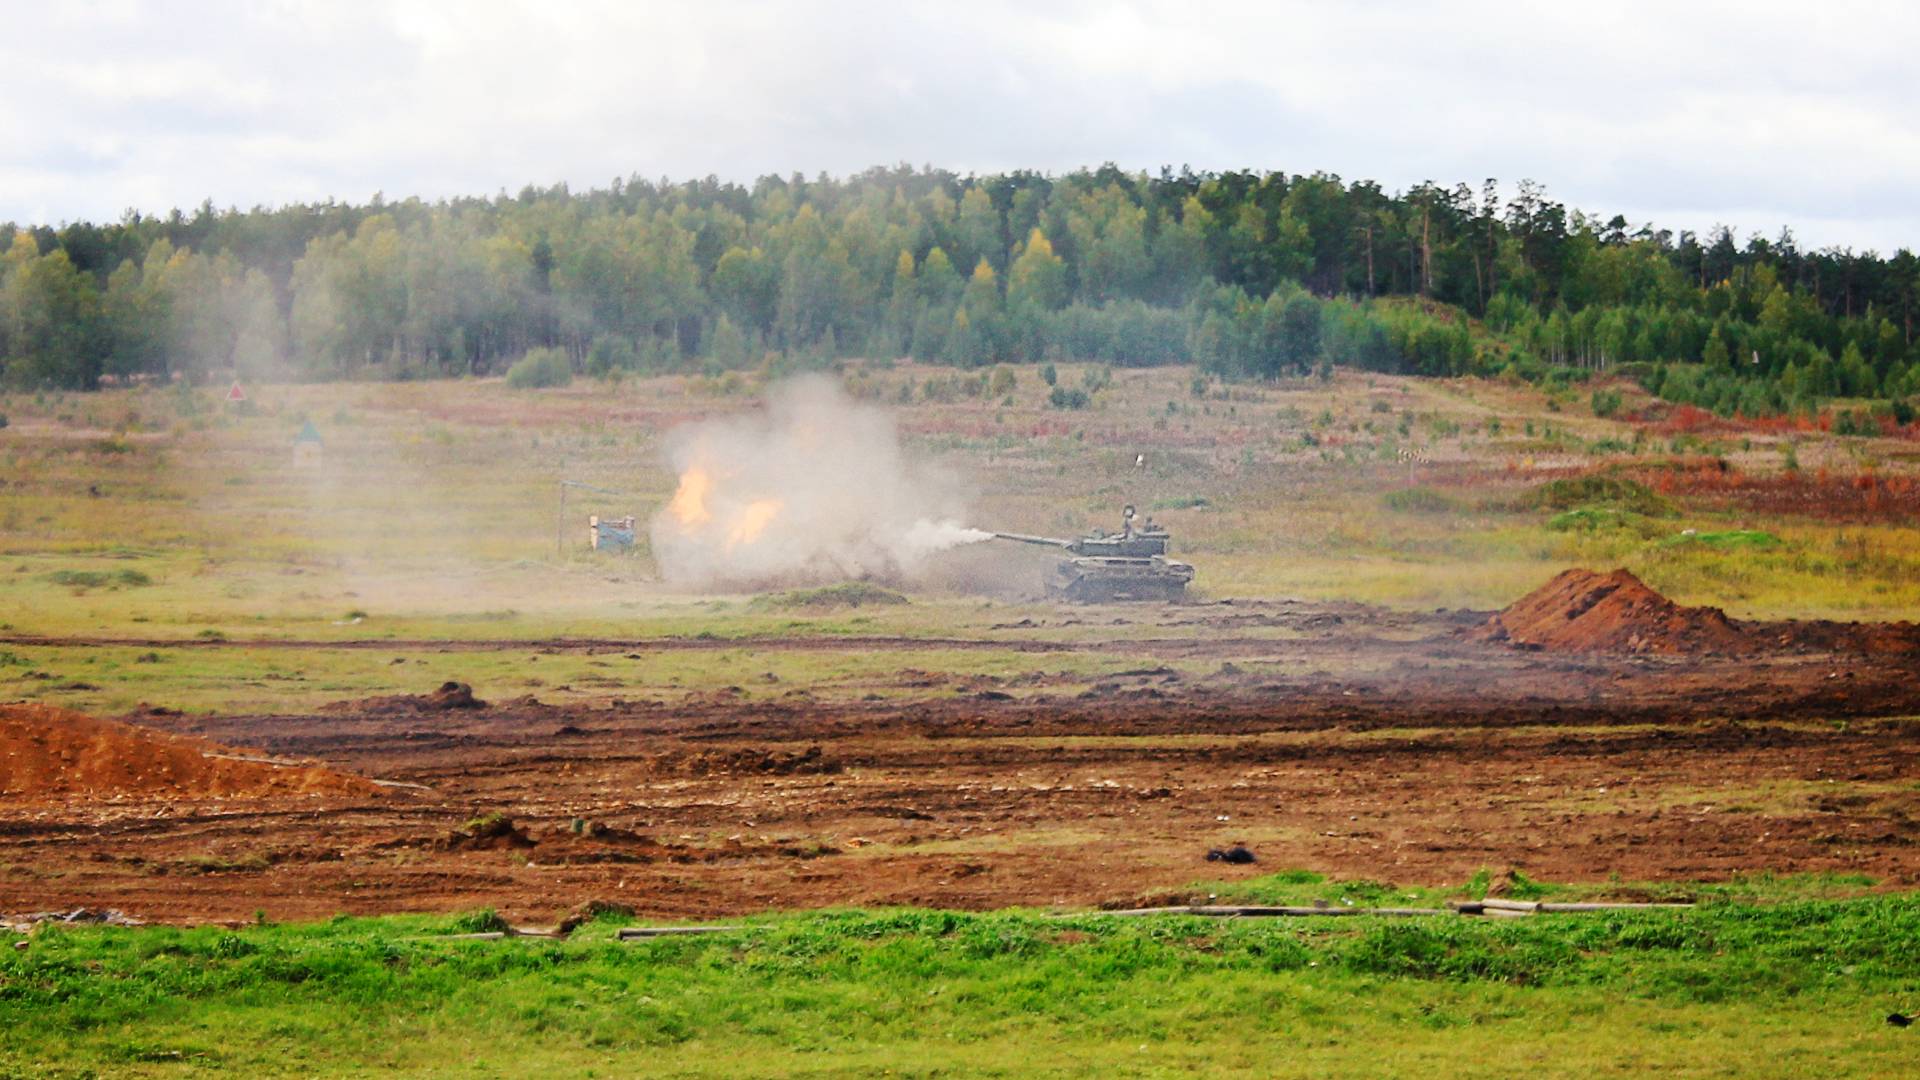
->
[328,680,487,715]
[1478,568,1753,655]
[1754,618,1920,656]
[0,703,385,801]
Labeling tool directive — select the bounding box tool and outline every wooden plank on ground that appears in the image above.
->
[1537,902,1695,912]
[616,925,746,940]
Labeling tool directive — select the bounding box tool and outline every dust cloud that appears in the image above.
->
[650,376,989,587]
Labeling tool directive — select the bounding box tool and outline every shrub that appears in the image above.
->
[1591,388,1624,418]
[504,347,573,389]
[1048,386,1090,410]
[584,335,638,379]
[1546,508,1642,533]
[449,908,511,934]
[1831,408,1876,437]
[920,373,986,403]
[1382,487,1457,513]
[1521,474,1670,516]
[45,569,151,589]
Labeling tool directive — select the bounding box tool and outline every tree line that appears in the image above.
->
[3,164,1918,418]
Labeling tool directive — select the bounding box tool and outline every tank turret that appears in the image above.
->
[992,506,1194,602]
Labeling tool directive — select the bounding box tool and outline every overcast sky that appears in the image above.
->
[5,0,1917,251]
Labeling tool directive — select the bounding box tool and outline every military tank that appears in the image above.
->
[993,506,1194,602]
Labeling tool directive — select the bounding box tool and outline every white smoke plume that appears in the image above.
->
[650,375,990,587]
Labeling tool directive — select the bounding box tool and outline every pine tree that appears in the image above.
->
[1702,323,1731,372]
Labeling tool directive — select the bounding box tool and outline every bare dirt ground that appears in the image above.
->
[5,594,1919,927]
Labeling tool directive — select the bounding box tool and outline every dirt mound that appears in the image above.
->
[1751,619,1920,656]
[0,704,383,801]
[439,813,535,851]
[649,745,840,778]
[330,681,487,714]
[1478,569,1752,655]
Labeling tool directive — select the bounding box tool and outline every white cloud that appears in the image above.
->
[2,0,1915,251]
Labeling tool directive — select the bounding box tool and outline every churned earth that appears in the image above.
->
[4,577,1917,927]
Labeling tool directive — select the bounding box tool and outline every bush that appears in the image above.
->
[585,335,638,379]
[1382,487,1457,513]
[920,372,987,403]
[46,569,152,589]
[1832,408,1877,437]
[1048,386,1090,410]
[1591,388,1624,418]
[504,347,573,389]
[1522,474,1670,516]
[450,908,512,934]
[1546,508,1640,533]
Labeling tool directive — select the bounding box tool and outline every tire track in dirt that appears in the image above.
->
[7,596,1920,924]
[0,633,1082,653]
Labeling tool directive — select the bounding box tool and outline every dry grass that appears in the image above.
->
[3,365,1916,653]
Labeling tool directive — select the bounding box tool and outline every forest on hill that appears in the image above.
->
[3,164,1918,421]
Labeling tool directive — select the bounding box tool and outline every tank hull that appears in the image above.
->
[995,506,1194,603]
[1049,555,1194,602]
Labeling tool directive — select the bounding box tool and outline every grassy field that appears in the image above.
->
[4,877,1916,1078]
[5,366,1919,1076]
[4,363,1918,716]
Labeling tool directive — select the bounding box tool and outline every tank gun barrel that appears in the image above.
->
[991,531,1073,549]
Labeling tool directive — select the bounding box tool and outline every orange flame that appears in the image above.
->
[726,499,783,548]
[666,467,712,526]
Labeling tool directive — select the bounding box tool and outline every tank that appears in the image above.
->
[993,505,1195,602]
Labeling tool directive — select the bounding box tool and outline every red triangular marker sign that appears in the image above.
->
[225,381,247,402]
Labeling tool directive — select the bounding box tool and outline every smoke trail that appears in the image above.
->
[650,375,988,587]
